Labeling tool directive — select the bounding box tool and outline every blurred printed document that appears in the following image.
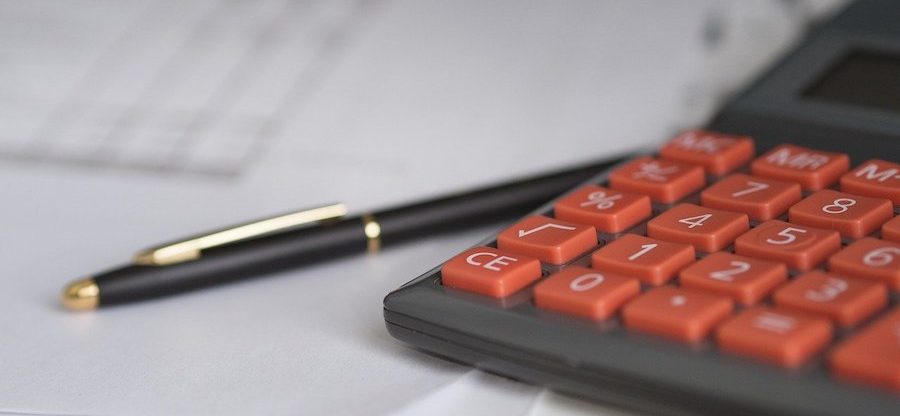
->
[0,0,797,415]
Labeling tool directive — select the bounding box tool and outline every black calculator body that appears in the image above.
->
[384,1,900,415]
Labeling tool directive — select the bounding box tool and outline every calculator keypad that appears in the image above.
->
[438,132,900,392]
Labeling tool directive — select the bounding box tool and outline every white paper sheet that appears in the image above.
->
[0,0,828,414]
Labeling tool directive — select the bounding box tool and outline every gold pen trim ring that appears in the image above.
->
[362,214,381,253]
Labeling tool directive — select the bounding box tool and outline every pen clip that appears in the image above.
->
[133,203,349,266]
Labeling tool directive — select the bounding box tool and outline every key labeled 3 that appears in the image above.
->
[773,271,887,327]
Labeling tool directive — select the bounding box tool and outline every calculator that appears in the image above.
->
[383,1,900,415]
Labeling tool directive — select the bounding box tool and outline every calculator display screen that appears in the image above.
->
[804,51,900,114]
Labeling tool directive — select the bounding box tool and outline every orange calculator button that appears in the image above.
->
[883,216,900,242]
[647,203,749,252]
[441,246,542,298]
[533,266,640,320]
[734,220,840,271]
[497,216,597,264]
[829,237,900,290]
[700,174,801,221]
[591,234,695,286]
[608,157,705,203]
[680,252,787,306]
[659,130,755,175]
[829,308,900,392]
[788,190,892,238]
[773,271,887,327]
[622,286,733,343]
[553,185,651,233]
[750,144,849,191]
[716,307,832,368]
[840,159,900,205]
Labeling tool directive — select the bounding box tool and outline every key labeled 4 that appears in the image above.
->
[647,203,749,252]
[773,271,887,327]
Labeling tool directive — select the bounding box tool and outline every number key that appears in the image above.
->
[647,203,749,252]
[734,220,840,270]
[700,174,801,221]
[591,234,695,286]
[788,190,893,238]
[829,237,900,290]
[680,252,787,305]
[533,266,640,320]
[773,271,887,327]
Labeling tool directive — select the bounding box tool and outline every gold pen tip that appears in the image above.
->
[60,278,99,311]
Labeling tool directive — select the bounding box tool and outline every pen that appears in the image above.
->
[60,156,623,310]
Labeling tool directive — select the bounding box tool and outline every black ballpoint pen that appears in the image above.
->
[60,156,623,310]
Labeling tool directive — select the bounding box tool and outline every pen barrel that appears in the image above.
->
[375,162,611,245]
[93,220,367,305]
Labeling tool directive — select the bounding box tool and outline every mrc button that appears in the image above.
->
[440,246,542,298]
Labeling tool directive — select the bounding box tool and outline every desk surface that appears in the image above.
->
[0,0,830,414]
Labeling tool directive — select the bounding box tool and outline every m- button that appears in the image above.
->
[840,159,900,204]
[440,246,542,298]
